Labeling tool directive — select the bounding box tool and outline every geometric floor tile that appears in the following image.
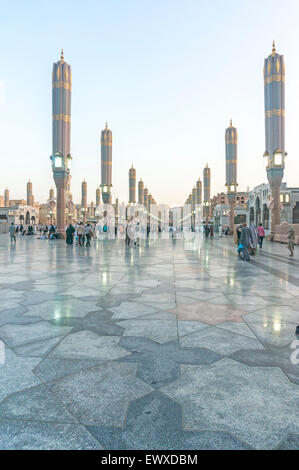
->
[87,391,251,450]
[0,384,77,423]
[179,326,264,355]
[117,319,178,344]
[168,301,247,324]
[0,420,102,449]
[0,235,299,449]
[47,330,130,361]
[0,322,72,348]
[48,362,153,426]
[118,337,221,387]
[0,348,41,402]
[161,358,299,449]
[23,299,100,321]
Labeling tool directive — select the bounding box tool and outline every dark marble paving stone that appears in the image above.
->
[0,419,102,449]
[230,344,299,384]
[0,306,41,327]
[118,337,221,388]
[87,391,251,450]
[277,434,299,450]
[49,310,124,336]
[0,384,77,423]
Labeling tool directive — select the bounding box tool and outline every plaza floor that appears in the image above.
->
[0,233,298,450]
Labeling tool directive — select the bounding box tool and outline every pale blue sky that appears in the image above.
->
[1,0,299,206]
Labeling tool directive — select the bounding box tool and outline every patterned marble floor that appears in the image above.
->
[0,233,298,450]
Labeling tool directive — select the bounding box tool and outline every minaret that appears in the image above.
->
[264,41,287,237]
[144,187,149,211]
[196,178,202,204]
[129,164,136,204]
[192,187,196,209]
[101,122,112,204]
[27,180,34,206]
[50,49,72,236]
[203,164,211,220]
[49,188,55,200]
[138,179,144,205]
[96,187,101,207]
[148,194,153,210]
[225,119,238,232]
[4,188,9,207]
[90,201,95,217]
[81,180,87,208]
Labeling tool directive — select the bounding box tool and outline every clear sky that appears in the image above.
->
[1,0,299,206]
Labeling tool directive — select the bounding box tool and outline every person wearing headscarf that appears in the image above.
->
[288,225,295,257]
[240,223,252,261]
[66,224,75,246]
[249,224,258,255]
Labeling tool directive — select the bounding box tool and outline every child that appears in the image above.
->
[237,243,244,258]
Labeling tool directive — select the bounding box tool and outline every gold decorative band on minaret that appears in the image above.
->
[264,74,285,84]
[53,114,71,122]
[265,109,285,118]
[101,161,112,165]
[226,159,237,163]
[225,139,238,144]
[53,81,72,91]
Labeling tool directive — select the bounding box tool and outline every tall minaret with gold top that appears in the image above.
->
[225,119,238,232]
[129,164,136,204]
[203,164,211,221]
[263,41,287,237]
[50,49,72,236]
[52,49,72,164]
[101,122,112,204]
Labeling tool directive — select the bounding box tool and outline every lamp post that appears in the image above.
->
[264,149,287,237]
[50,153,72,237]
[263,42,287,239]
[81,206,88,224]
[51,50,72,238]
[225,120,238,234]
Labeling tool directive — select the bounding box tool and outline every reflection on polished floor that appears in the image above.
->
[0,234,298,450]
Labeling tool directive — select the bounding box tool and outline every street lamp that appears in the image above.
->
[67,154,72,170]
[264,149,287,169]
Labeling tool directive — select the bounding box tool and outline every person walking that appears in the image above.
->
[210,224,214,239]
[134,222,140,247]
[204,223,210,238]
[257,223,265,248]
[249,224,258,256]
[84,224,92,247]
[288,225,295,257]
[240,223,252,261]
[77,223,84,247]
[9,222,16,243]
[66,223,75,246]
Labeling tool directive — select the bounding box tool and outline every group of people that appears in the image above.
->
[37,224,58,239]
[234,223,265,261]
[66,222,95,247]
[204,223,214,239]
[9,223,35,242]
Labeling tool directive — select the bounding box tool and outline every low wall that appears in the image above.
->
[274,223,299,244]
